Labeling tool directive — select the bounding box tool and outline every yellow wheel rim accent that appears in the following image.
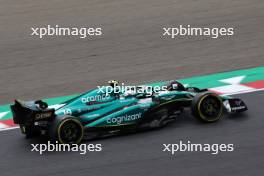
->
[197,94,223,122]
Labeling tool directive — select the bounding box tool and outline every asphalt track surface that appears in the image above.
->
[0,0,264,176]
[0,91,263,176]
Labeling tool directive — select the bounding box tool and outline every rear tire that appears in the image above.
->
[49,117,84,144]
[191,92,223,123]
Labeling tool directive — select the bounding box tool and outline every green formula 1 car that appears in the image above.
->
[11,80,247,144]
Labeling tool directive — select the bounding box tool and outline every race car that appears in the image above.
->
[11,80,247,144]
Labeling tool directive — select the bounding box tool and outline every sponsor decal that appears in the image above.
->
[107,113,142,124]
[35,112,52,120]
[81,94,111,103]
[231,106,246,111]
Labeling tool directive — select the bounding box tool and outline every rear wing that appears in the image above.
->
[11,100,55,125]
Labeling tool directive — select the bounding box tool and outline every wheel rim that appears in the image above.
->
[58,119,83,144]
[199,95,222,121]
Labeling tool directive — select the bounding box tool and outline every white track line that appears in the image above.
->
[224,88,264,96]
[0,126,19,132]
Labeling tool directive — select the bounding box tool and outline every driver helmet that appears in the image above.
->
[167,80,185,91]
[108,80,119,88]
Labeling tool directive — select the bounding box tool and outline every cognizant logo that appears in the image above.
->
[107,113,142,124]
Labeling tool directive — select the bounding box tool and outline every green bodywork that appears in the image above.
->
[53,82,227,128]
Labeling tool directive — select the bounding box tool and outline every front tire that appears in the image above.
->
[191,92,223,123]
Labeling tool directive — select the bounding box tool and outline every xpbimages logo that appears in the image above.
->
[30,25,102,39]
[97,83,167,96]
[163,25,234,39]
[163,140,234,155]
[31,141,102,155]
